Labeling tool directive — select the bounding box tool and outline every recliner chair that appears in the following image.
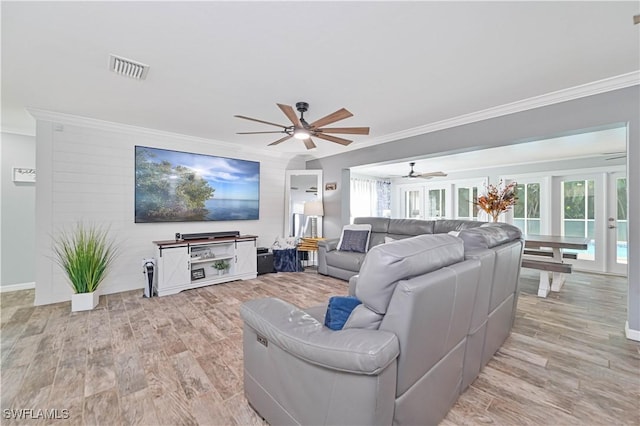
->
[241,227,523,425]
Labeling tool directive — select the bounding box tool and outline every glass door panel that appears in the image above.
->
[608,173,627,274]
[559,175,604,271]
[561,179,595,261]
[457,186,478,220]
[404,189,422,219]
[427,188,446,219]
[513,182,541,234]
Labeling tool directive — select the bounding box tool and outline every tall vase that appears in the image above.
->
[491,211,500,222]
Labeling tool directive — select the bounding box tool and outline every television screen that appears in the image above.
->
[135,146,260,222]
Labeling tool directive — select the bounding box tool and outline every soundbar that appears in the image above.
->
[180,231,240,240]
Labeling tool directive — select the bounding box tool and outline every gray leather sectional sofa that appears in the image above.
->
[318,217,498,280]
[240,222,524,425]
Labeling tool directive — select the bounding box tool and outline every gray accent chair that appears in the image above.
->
[318,217,496,281]
[241,225,523,425]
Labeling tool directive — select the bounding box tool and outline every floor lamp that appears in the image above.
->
[303,201,324,238]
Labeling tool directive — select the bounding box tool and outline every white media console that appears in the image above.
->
[153,235,257,296]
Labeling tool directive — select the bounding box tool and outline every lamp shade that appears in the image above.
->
[303,200,324,217]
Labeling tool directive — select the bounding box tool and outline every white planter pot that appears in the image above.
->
[71,291,99,312]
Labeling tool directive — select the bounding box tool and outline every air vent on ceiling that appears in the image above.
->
[109,54,149,80]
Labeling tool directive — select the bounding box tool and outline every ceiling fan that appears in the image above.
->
[603,151,627,161]
[234,102,369,150]
[402,162,447,179]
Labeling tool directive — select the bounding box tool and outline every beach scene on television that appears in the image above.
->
[135,146,260,222]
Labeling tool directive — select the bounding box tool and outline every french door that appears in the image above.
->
[402,188,423,219]
[607,172,627,275]
[557,172,627,275]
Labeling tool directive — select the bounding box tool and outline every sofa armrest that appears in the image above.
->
[318,238,339,252]
[318,238,340,275]
[348,274,359,296]
[240,297,399,375]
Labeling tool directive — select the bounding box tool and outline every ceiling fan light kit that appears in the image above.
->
[235,101,370,150]
[293,128,310,140]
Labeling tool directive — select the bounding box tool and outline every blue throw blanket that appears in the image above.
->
[325,296,362,330]
[273,248,303,272]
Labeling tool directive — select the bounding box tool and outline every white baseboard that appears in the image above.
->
[625,321,640,342]
[0,282,36,293]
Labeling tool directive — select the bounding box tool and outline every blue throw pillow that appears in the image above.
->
[338,230,369,253]
[324,296,362,330]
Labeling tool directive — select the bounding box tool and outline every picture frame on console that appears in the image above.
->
[191,268,205,280]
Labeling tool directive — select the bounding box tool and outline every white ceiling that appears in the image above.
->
[352,126,628,178]
[2,1,639,161]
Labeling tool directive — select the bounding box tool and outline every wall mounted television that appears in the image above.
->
[135,146,260,223]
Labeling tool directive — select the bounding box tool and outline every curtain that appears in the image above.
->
[350,177,391,220]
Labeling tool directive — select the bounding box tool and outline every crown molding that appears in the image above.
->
[1,127,36,137]
[323,71,640,158]
[25,108,296,160]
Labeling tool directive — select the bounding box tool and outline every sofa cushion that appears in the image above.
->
[356,234,465,315]
[337,224,372,252]
[433,219,484,234]
[339,230,370,253]
[343,304,384,330]
[459,224,522,250]
[387,219,434,236]
[324,296,362,330]
[354,217,390,233]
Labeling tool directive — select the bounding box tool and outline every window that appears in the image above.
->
[350,177,391,221]
[513,182,541,234]
[427,189,446,219]
[457,186,478,220]
[404,189,422,218]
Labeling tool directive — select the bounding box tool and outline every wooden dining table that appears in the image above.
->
[523,234,589,297]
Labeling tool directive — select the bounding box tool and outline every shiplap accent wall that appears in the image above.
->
[33,113,301,306]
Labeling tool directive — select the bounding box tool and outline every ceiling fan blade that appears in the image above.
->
[268,135,293,146]
[417,171,447,177]
[234,115,287,128]
[310,108,353,128]
[237,131,287,134]
[277,104,302,127]
[303,138,316,150]
[317,127,370,135]
[314,133,352,146]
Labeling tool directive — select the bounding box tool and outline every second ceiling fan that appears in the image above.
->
[235,102,369,150]
[402,162,447,179]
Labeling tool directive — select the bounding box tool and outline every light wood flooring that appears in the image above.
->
[1,270,638,425]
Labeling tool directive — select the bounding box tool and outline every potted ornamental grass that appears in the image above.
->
[52,223,118,311]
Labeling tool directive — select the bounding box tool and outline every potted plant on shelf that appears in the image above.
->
[52,223,118,311]
[212,259,230,276]
[475,180,518,222]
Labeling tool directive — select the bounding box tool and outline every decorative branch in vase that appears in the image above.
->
[475,180,518,222]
